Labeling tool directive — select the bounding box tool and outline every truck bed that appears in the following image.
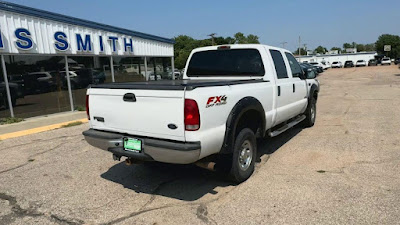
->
[91,79,265,91]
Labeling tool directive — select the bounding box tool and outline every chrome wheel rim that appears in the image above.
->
[238,140,253,171]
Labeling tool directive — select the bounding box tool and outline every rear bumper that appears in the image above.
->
[82,129,201,164]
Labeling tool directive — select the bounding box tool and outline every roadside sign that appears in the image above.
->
[384,45,391,51]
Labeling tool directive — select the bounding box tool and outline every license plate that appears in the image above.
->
[123,138,142,152]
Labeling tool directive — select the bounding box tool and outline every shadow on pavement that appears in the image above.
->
[101,126,303,201]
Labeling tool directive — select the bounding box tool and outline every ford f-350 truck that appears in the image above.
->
[83,44,319,183]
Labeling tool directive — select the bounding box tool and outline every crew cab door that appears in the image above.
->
[269,49,297,125]
[283,52,308,116]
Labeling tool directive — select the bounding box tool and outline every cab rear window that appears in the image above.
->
[187,49,265,76]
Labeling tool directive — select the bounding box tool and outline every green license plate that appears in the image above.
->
[123,138,142,152]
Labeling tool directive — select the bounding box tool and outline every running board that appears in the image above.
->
[268,115,306,137]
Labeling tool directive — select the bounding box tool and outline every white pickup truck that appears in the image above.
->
[83,44,319,183]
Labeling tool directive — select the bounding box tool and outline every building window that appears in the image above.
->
[67,56,111,110]
[113,57,146,82]
[2,55,70,118]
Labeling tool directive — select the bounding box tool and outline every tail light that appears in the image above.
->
[184,99,200,131]
[86,95,90,120]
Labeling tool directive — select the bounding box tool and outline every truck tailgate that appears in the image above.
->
[88,88,185,141]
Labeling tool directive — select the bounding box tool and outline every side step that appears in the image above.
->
[268,115,306,137]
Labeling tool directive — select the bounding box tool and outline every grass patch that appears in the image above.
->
[316,170,326,173]
[61,121,83,128]
[0,117,24,125]
[74,105,86,111]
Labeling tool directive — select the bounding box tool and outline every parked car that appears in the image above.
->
[300,63,318,78]
[0,82,23,108]
[394,58,400,65]
[301,63,319,75]
[331,61,343,68]
[83,44,320,183]
[344,61,354,68]
[306,62,323,73]
[368,59,378,66]
[25,72,57,93]
[320,61,331,69]
[355,60,366,67]
[381,57,391,66]
[309,62,325,71]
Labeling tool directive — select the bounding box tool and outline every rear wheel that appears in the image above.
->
[228,128,257,183]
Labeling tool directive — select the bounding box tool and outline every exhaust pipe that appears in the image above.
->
[195,161,216,171]
[125,158,144,166]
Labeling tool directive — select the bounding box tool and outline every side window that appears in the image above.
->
[285,53,302,78]
[270,50,288,79]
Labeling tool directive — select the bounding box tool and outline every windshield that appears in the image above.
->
[187,49,265,76]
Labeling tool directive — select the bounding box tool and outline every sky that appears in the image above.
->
[5,0,400,51]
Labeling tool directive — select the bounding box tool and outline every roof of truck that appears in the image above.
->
[192,44,289,52]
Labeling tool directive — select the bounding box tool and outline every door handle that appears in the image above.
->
[123,93,136,102]
[278,86,281,96]
[293,84,295,93]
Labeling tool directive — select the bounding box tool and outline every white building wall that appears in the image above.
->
[0,10,174,56]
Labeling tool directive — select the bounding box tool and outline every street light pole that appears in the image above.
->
[208,33,216,46]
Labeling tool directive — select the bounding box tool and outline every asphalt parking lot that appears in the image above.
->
[1,65,400,225]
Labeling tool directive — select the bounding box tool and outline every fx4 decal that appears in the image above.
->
[206,95,227,108]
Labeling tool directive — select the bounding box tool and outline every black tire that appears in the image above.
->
[303,97,316,127]
[228,128,257,183]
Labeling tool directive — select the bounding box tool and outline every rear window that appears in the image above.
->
[309,62,318,65]
[357,60,363,62]
[187,49,264,76]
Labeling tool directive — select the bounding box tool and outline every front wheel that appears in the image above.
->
[228,128,257,183]
[303,97,316,127]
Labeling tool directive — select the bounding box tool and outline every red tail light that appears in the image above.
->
[184,99,200,131]
[86,95,90,120]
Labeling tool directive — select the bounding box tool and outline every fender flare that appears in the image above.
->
[219,97,266,154]
[308,84,319,103]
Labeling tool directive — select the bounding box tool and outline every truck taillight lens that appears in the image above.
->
[86,95,90,120]
[184,99,200,131]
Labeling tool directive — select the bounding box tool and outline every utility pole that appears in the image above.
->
[280,41,287,49]
[208,33,216,46]
[298,36,301,56]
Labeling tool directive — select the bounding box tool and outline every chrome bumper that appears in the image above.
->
[82,129,201,164]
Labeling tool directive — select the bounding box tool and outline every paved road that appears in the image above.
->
[1,65,400,225]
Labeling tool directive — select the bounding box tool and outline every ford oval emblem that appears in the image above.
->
[168,124,177,130]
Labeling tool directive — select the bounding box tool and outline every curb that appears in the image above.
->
[0,118,88,141]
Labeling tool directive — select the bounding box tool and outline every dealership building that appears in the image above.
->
[0,1,174,119]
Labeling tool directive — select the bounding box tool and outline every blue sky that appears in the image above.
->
[6,0,400,51]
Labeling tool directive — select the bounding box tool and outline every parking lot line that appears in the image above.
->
[0,118,88,140]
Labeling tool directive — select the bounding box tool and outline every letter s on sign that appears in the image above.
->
[54,32,69,51]
[15,28,33,50]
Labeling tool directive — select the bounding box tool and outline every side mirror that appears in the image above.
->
[299,71,307,80]
[306,69,316,79]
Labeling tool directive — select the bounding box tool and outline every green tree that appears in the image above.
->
[293,48,307,55]
[356,44,366,52]
[343,43,352,49]
[234,32,247,44]
[233,32,260,44]
[246,34,260,44]
[330,47,342,53]
[375,34,400,58]
[314,46,327,54]
[364,43,375,51]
